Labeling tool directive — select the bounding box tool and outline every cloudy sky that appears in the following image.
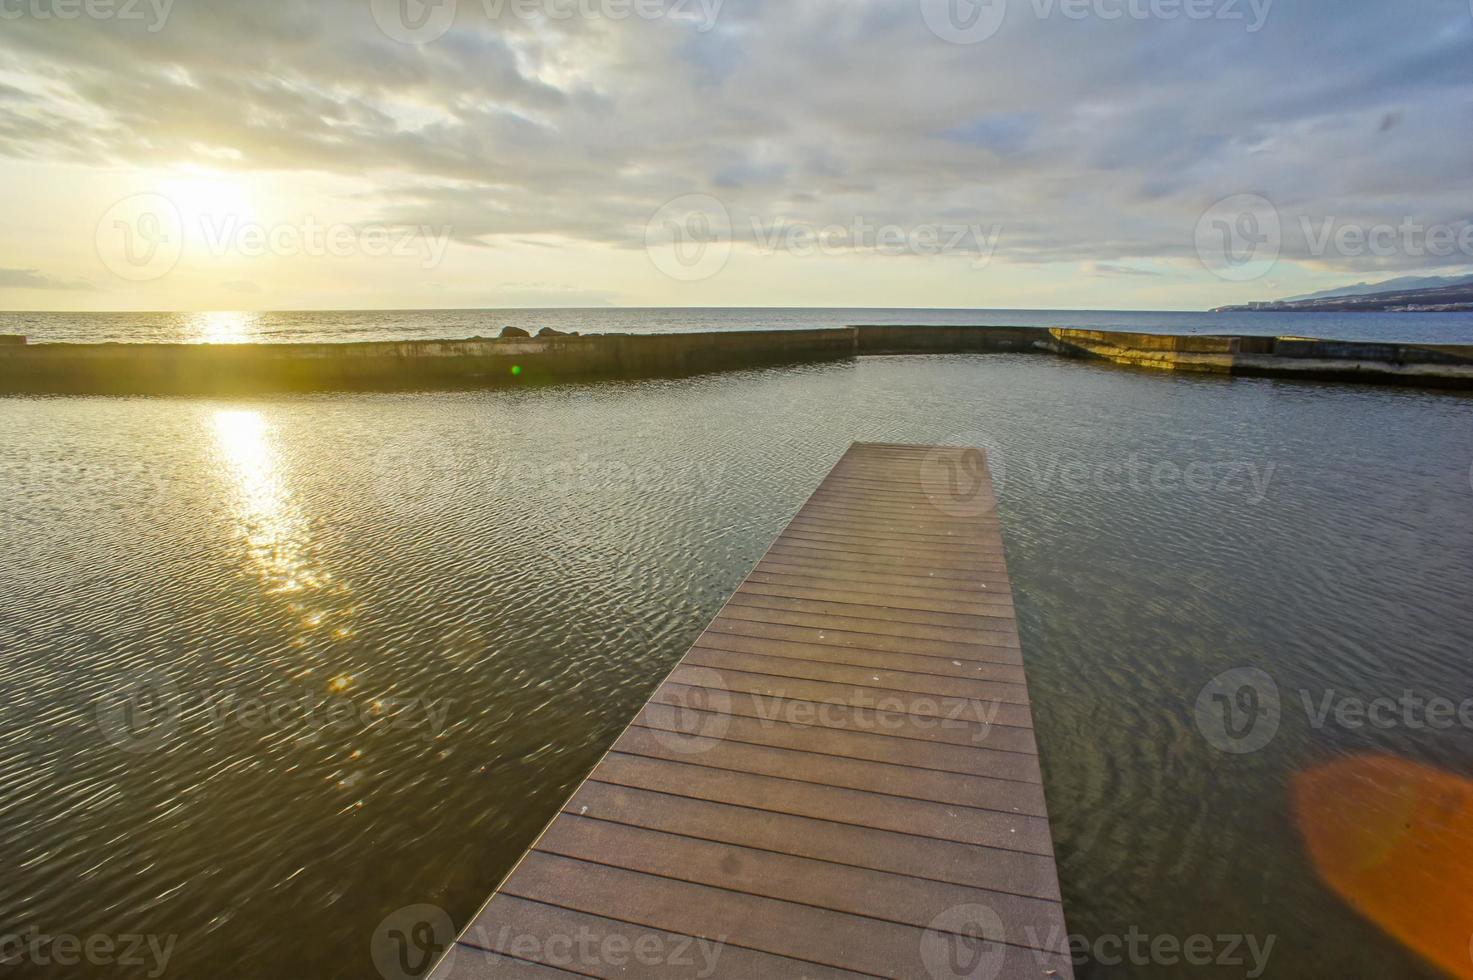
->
[1,0,1471,312]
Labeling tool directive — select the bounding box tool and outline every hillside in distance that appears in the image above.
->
[1214,277,1473,313]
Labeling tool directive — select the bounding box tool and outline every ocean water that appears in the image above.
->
[2,354,1471,978]
[4,306,1473,346]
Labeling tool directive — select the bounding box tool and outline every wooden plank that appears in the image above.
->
[690,632,1030,680]
[562,782,1063,900]
[453,895,863,979]
[743,567,1014,603]
[646,683,1040,754]
[630,705,1038,779]
[727,591,1017,630]
[432,443,1072,980]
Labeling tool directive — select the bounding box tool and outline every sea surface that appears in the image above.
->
[4,306,1473,345]
[2,352,1472,977]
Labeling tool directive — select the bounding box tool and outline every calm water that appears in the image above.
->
[5,306,1473,346]
[2,355,1472,978]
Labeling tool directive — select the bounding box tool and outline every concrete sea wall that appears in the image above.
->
[0,328,858,395]
[1,325,1470,395]
[1041,328,1473,386]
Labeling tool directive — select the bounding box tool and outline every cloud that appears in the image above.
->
[1087,262,1164,278]
[0,267,93,291]
[0,0,1470,280]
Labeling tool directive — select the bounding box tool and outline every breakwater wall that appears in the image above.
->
[1039,328,1473,387]
[0,328,857,395]
[1,325,1470,395]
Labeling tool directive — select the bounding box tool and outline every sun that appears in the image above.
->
[158,170,257,233]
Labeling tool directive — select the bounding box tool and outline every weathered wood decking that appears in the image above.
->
[431,442,1073,979]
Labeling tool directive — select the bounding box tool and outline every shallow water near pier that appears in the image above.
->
[3,354,1472,978]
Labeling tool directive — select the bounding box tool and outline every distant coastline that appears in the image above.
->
[1214,282,1473,314]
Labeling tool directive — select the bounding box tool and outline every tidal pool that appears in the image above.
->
[2,354,1471,978]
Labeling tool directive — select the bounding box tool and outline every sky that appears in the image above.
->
[0,0,1471,312]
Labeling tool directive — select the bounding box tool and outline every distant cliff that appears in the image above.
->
[1213,282,1473,313]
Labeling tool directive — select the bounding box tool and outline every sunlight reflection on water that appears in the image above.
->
[190,310,261,344]
[212,408,352,643]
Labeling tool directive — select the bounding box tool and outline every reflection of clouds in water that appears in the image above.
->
[212,409,350,635]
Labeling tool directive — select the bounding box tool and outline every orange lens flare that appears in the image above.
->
[1293,754,1473,979]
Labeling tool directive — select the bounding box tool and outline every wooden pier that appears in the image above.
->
[431,442,1073,979]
